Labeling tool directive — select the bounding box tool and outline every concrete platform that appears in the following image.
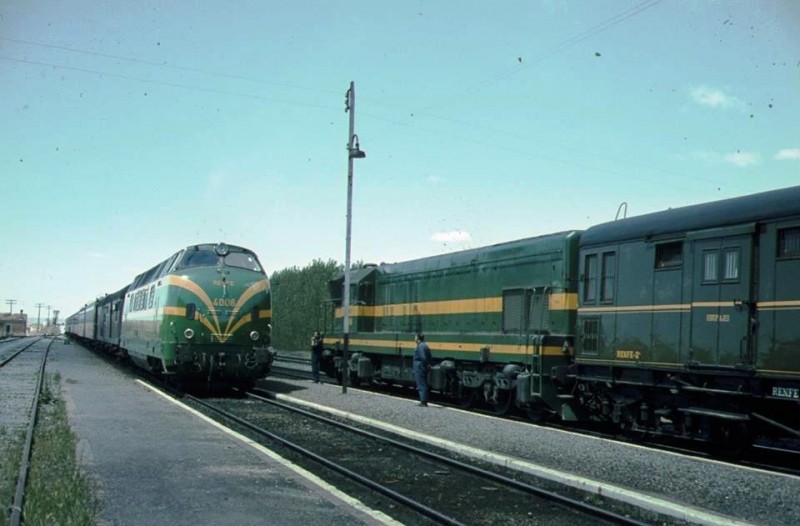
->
[48,340,397,526]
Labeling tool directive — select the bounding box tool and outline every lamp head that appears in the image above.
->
[349,135,366,159]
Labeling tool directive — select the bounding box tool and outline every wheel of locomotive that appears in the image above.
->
[457,386,477,408]
[491,387,515,415]
[524,402,550,423]
[348,370,361,388]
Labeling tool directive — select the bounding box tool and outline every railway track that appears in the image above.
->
[184,390,646,525]
[271,353,800,478]
[0,337,54,526]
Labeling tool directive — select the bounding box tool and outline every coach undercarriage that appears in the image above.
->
[567,367,800,452]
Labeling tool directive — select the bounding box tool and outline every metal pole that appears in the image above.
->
[36,303,44,335]
[342,81,356,394]
[5,299,16,315]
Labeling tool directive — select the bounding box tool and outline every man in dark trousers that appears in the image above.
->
[311,330,324,383]
[413,333,432,406]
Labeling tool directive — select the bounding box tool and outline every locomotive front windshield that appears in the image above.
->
[177,248,263,272]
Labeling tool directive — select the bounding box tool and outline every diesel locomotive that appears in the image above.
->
[320,186,800,448]
[66,242,274,388]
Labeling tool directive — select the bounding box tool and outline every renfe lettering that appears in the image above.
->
[772,386,800,399]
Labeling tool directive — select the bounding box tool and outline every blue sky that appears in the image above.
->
[2,1,798,322]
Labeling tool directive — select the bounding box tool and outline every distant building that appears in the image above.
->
[1,311,28,337]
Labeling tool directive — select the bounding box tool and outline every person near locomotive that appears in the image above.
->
[310,330,324,383]
[413,333,432,406]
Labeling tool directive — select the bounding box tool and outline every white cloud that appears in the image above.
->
[425,174,444,185]
[722,151,760,167]
[430,230,471,243]
[689,85,743,109]
[775,148,800,161]
[692,150,760,168]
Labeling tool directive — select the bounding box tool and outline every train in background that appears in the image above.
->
[66,242,274,388]
[319,186,800,450]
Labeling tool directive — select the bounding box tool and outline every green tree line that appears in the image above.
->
[269,258,341,352]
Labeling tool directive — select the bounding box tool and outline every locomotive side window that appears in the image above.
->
[655,241,683,269]
[583,254,598,303]
[778,227,800,258]
[723,249,740,281]
[502,288,524,333]
[600,252,616,302]
[703,251,719,282]
[528,290,550,334]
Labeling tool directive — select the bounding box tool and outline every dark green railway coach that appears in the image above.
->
[558,186,800,445]
[322,232,581,415]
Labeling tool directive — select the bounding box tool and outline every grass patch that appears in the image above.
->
[21,373,98,525]
[0,427,25,526]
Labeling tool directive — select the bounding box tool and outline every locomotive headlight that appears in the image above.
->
[184,328,195,340]
[250,331,260,341]
[215,243,230,256]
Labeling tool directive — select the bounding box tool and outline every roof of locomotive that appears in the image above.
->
[581,185,800,247]
[378,230,581,276]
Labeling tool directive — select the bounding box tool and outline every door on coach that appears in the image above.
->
[689,226,755,367]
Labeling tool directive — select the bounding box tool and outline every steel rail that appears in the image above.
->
[186,393,466,526]
[244,389,647,526]
[273,354,311,365]
[0,337,44,368]
[9,338,54,526]
[272,355,800,474]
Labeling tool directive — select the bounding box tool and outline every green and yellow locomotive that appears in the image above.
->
[66,242,274,388]
[321,232,581,415]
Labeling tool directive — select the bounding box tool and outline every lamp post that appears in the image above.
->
[342,81,366,394]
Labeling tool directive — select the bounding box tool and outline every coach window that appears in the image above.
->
[778,227,800,258]
[600,252,616,302]
[583,254,598,303]
[703,251,719,282]
[723,249,740,281]
[655,241,683,269]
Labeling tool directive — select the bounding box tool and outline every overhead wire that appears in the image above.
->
[411,0,664,114]
[0,54,338,112]
[1,0,736,194]
[0,36,341,97]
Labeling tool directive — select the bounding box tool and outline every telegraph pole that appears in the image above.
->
[342,81,366,394]
[5,299,16,315]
